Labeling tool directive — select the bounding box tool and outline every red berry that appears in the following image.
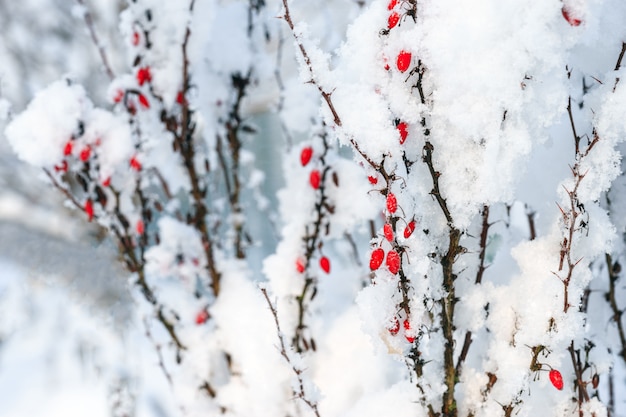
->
[549,369,564,390]
[130,156,142,171]
[388,317,400,336]
[561,6,582,26]
[386,250,400,274]
[138,94,150,109]
[296,257,306,273]
[63,141,73,156]
[102,177,111,187]
[136,67,152,86]
[132,31,140,46]
[79,146,91,162]
[310,169,321,189]
[300,146,313,166]
[397,50,412,73]
[386,192,397,213]
[136,219,145,235]
[397,122,409,144]
[403,319,415,343]
[195,310,209,325]
[176,91,185,105]
[383,223,394,242]
[370,248,385,270]
[85,199,94,222]
[113,89,124,103]
[368,175,378,185]
[387,0,398,10]
[404,220,416,238]
[54,160,68,173]
[388,12,400,29]
[320,256,331,274]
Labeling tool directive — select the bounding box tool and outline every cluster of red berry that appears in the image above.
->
[293,146,331,275]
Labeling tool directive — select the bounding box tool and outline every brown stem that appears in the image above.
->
[261,288,322,417]
[605,253,626,361]
[75,0,115,80]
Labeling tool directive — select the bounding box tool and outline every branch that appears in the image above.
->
[261,288,322,417]
[75,0,115,80]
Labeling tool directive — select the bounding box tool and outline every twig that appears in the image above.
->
[605,253,626,361]
[75,0,115,80]
[261,287,322,417]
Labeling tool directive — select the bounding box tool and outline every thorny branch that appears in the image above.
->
[261,288,322,417]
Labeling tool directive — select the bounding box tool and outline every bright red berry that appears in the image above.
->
[383,223,394,242]
[136,67,152,86]
[85,199,94,222]
[138,94,150,109]
[404,220,416,238]
[386,193,397,213]
[561,6,582,26]
[397,50,412,73]
[63,141,73,156]
[176,91,185,105]
[300,146,313,166]
[296,257,306,273]
[403,319,415,343]
[320,256,331,274]
[130,156,142,171]
[368,175,378,185]
[397,122,408,144]
[549,369,564,390]
[388,12,400,29]
[387,0,398,10]
[386,250,400,274]
[136,219,145,235]
[310,169,321,189]
[195,310,209,325]
[388,317,400,336]
[132,31,140,46]
[79,146,91,162]
[370,248,385,270]
[102,177,111,187]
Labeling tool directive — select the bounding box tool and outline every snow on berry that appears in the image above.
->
[387,0,398,10]
[549,369,564,390]
[370,248,385,270]
[561,6,582,26]
[112,89,124,104]
[310,169,321,189]
[388,12,400,29]
[404,319,415,343]
[388,317,400,336]
[404,220,416,238]
[396,50,412,73]
[296,257,306,273]
[320,256,331,274]
[386,250,400,274]
[383,223,394,241]
[195,310,209,325]
[300,146,313,166]
[132,31,140,46]
[386,193,397,213]
[397,122,408,144]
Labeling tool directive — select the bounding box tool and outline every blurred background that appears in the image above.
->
[0,1,177,415]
